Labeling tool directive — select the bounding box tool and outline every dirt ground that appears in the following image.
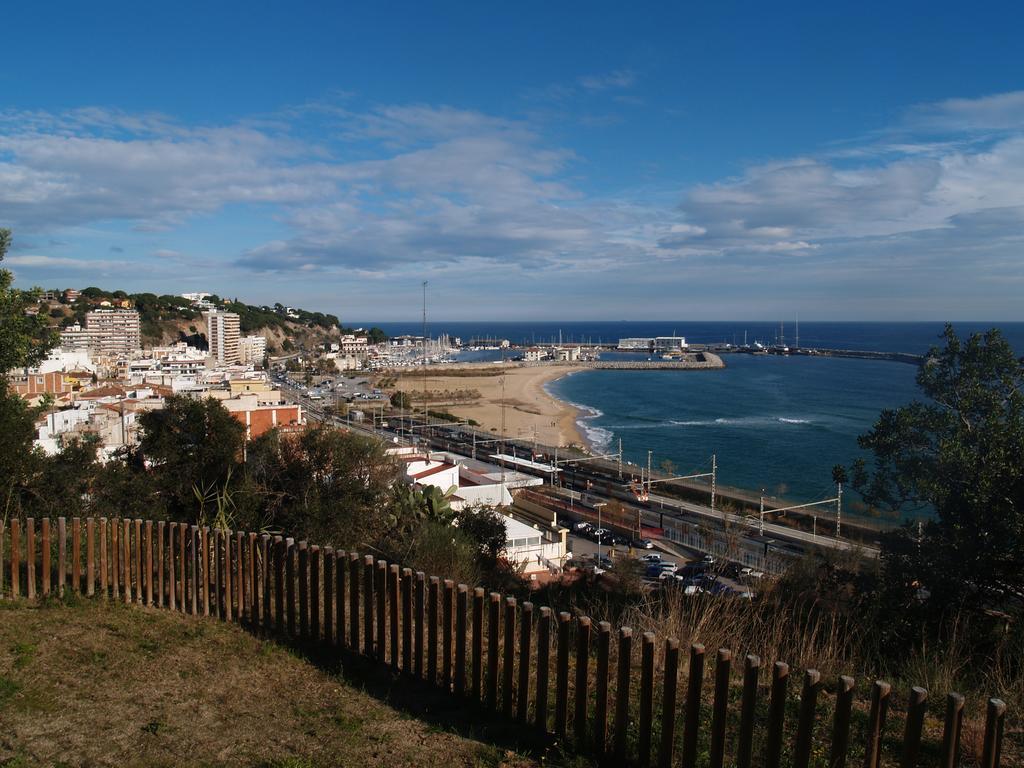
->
[0,598,569,768]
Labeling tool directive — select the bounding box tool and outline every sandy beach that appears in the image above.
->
[383,363,588,449]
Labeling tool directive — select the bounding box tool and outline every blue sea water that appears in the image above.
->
[362,321,1024,513]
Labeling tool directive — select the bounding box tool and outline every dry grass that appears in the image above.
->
[0,598,549,768]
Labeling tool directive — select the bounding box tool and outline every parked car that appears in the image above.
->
[611,534,630,546]
[640,553,662,564]
[722,561,749,578]
[572,521,593,534]
[632,538,655,549]
[701,554,716,566]
[739,567,765,580]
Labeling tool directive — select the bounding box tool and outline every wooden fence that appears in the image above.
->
[0,516,1010,766]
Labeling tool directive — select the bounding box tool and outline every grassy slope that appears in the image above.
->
[0,599,552,768]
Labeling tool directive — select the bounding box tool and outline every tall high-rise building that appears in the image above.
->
[84,309,141,358]
[205,310,241,364]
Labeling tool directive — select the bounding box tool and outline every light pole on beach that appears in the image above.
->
[593,502,607,565]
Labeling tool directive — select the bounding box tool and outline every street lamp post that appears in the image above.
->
[593,502,607,566]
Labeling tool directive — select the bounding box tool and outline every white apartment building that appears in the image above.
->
[84,309,142,358]
[205,310,241,364]
[238,335,267,364]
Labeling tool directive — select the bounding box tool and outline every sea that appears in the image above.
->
[362,321,1024,519]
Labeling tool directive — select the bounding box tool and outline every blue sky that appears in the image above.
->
[2,1,1023,321]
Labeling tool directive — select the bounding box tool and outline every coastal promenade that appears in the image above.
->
[526,351,725,370]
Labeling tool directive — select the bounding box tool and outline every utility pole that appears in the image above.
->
[711,453,717,517]
[647,450,652,496]
[835,480,842,538]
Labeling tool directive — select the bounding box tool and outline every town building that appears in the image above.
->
[205,310,241,365]
[84,308,142,357]
[238,335,267,365]
[523,347,547,362]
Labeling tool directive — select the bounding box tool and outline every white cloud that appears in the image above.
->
[579,70,636,91]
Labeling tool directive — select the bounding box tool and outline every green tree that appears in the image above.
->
[137,396,246,518]
[245,425,397,547]
[853,325,1024,628]
[0,229,58,374]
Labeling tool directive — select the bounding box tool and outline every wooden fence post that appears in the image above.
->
[133,519,141,604]
[155,521,163,606]
[375,560,386,659]
[736,655,761,768]
[594,621,611,757]
[274,536,286,632]
[829,675,856,768]
[502,597,516,717]
[939,692,965,768]
[613,627,633,762]
[486,592,500,709]
[657,638,680,768]
[248,533,257,623]
[10,519,20,599]
[442,580,454,690]
[638,631,656,767]
[201,527,210,615]
[236,531,245,622]
[111,518,120,600]
[99,518,107,598]
[980,697,1006,768]
[349,553,360,653]
[765,661,790,768]
[335,550,346,647]
[682,643,705,768]
[709,649,731,768]
[143,520,152,605]
[454,583,467,693]
[472,587,484,699]
[517,602,533,723]
[178,525,187,612]
[310,545,321,640]
[189,526,199,615]
[793,669,822,768]
[0,518,5,599]
[124,518,133,604]
[863,680,891,768]
[299,541,310,637]
[554,612,571,738]
[574,618,593,748]
[261,535,272,630]
[363,555,374,656]
[85,517,95,597]
[42,518,51,598]
[26,519,36,600]
[388,564,400,668]
[286,539,297,637]
[166,524,176,612]
[402,569,413,674]
[536,607,551,732]
[414,572,425,678]
[899,686,928,768]
[323,547,334,645]
[223,530,233,620]
[72,517,83,594]
[59,517,67,596]
[427,576,439,683]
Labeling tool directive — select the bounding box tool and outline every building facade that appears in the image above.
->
[84,309,142,357]
[205,311,241,364]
